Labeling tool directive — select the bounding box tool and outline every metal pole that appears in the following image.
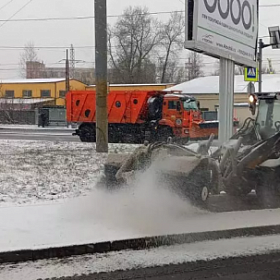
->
[70,44,75,79]
[95,0,108,153]
[258,38,263,93]
[218,58,235,144]
[66,49,70,92]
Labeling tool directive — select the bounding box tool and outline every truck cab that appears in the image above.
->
[152,93,202,142]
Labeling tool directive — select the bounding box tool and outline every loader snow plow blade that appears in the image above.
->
[104,138,219,207]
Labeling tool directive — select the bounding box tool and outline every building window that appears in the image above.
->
[41,90,51,98]
[5,90,14,98]
[59,90,67,98]
[23,90,32,98]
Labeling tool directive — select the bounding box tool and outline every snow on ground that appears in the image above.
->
[1,194,280,252]
[0,138,213,206]
[0,140,138,206]
[1,234,280,280]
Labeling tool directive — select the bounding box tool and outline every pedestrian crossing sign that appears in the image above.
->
[244,67,258,82]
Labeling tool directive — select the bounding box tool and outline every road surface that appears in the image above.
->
[47,252,280,280]
[0,129,79,142]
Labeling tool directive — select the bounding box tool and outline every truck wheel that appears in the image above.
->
[79,124,96,142]
[157,126,173,142]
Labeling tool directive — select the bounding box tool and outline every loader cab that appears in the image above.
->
[250,92,280,139]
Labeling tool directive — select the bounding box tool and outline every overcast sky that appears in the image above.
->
[0,0,279,79]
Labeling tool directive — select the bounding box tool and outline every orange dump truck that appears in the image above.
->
[66,90,219,143]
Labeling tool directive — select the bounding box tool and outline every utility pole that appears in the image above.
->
[70,44,75,79]
[65,49,70,92]
[258,28,280,93]
[258,39,263,93]
[95,0,108,153]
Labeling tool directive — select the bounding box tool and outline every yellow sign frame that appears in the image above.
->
[244,67,258,82]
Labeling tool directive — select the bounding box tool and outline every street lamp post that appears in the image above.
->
[258,26,280,93]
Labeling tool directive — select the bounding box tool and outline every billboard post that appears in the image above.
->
[219,58,235,144]
[185,0,259,143]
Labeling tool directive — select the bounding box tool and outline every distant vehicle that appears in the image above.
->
[66,90,222,143]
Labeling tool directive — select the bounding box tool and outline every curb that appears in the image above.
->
[1,224,280,264]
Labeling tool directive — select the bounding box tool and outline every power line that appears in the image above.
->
[0,45,95,50]
[0,3,278,23]
[260,4,280,7]
[0,0,15,12]
[0,10,183,23]
[0,0,35,29]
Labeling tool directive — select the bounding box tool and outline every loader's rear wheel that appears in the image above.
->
[256,185,280,208]
[224,176,253,197]
[256,172,280,208]
[225,185,252,197]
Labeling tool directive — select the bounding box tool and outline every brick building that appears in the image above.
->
[26,61,95,85]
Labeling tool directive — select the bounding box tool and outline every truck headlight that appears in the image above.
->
[184,129,189,134]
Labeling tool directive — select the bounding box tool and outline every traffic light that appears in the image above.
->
[249,94,257,115]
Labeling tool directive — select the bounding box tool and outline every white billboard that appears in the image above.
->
[185,0,259,67]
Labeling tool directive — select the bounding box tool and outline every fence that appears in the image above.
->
[0,110,35,124]
[0,107,67,126]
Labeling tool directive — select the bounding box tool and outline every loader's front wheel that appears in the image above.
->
[201,186,210,202]
[187,170,211,207]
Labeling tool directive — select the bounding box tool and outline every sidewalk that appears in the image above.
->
[1,196,280,252]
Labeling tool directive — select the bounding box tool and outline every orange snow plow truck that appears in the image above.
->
[66,90,219,143]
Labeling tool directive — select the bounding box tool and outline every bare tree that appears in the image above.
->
[19,41,40,78]
[159,12,184,83]
[108,6,161,84]
[185,51,204,80]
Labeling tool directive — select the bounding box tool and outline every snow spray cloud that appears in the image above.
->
[64,158,208,237]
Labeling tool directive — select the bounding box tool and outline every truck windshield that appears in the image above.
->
[183,100,198,111]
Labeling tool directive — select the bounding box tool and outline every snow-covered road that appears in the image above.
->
[0,138,280,266]
[1,234,280,280]
[1,195,280,252]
